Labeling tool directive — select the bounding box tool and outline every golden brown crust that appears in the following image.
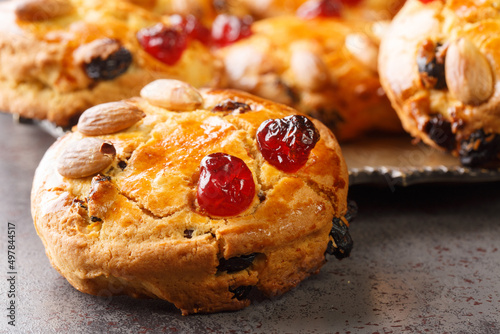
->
[225,0,406,21]
[126,0,220,24]
[31,85,349,315]
[379,0,500,166]
[0,0,221,126]
[216,16,403,141]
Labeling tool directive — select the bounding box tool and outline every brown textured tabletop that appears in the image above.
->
[1,112,499,334]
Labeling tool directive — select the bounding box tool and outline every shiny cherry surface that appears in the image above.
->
[197,153,255,217]
[211,14,253,47]
[137,24,187,66]
[256,115,320,173]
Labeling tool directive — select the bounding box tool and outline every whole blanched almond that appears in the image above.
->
[15,0,73,22]
[77,101,145,136]
[371,20,391,44]
[445,38,494,105]
[223,45,267,91]
[290,48,328,91]
[140,79,203,111]
[57,138,116,179]
[345,33,379,73]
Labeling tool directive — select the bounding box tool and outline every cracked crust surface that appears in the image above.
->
[31,88,349,315]
[379,0,500,155]
[0,0,220,126]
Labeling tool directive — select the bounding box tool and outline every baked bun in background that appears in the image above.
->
[224,0,406,21]
[31,80,353,315]
[0,0,221,126]
[216,15,403,141]
[125,0,221,23]
[379,0,500,167]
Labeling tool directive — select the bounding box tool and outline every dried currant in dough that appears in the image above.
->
[137,24,188,66]
[459,130,500,167]
[296,0,342,19]
[417,40,447,90]
[183,229,194,239]
[118,161,127,170]
[257,115,320,173]
[197,153,255,217]
[326,217,353,260]
[211,100,251,114]
[217,253,258,273]
[229,286,253,300]
[85,47,132,81]
[422,115,456,151]
[211,14,253,48]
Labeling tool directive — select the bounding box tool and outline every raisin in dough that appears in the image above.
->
[0,0,220,126]
[31,80,352,315]
[379,0,500,167]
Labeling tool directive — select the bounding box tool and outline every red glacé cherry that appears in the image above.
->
[257,115,320,173]
[296,0,343,19]
[169,14,212,46]
[137,24,187,65]
[211,14,253,48]
[197,153,255,217]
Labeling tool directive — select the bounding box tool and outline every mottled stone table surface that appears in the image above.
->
[1,112,499,334]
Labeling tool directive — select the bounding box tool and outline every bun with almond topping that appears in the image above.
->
[31,80,352,315]
[379,0,500,167]
[222,0,405,21]
[216,14,403,141]
[0,0,221,126]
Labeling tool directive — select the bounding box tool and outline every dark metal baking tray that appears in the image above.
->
[342,135,500,187]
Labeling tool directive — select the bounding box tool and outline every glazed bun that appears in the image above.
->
[31,80,352,315]
[379,0,500,167]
